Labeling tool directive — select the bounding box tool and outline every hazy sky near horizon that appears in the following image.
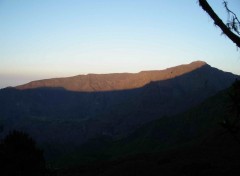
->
[0,0,240,88]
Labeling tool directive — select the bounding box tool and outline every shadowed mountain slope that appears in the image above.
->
[50,83,240,175]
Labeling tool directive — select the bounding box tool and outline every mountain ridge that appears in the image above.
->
[16,61,208,92]
[1,60,239,166]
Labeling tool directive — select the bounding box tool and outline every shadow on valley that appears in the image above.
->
[0,63,240,175]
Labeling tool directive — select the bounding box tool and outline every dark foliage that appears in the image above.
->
[221,79,240,137]
[229,79,240,119]
[0,130,46,176]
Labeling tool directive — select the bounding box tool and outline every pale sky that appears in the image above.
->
[0,0,240,88]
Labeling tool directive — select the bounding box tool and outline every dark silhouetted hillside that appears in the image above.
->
[0,61,239,164]
[52,82,240,176]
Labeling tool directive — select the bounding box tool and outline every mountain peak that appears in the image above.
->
[190,60,208,67]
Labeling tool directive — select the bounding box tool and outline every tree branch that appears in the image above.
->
[199,0,240,48]
[223,1,240,35]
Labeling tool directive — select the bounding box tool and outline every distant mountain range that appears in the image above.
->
[0,61,239,165]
